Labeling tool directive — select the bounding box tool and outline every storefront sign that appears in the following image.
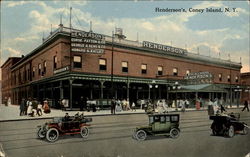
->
[54,66,69,74]
[184,71,213,80]
[143,41,187,55]
[71,31,105,54]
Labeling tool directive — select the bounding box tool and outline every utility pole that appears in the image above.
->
[111,31,114,99]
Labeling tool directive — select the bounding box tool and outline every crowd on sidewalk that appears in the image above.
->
[19,98,51,117]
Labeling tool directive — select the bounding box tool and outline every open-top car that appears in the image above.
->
[210,112,249,138]
[37,113,92,142]
[133,113,180,141]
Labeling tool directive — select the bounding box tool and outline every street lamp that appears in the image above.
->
[149,80,158,111]
[173,81,181,111]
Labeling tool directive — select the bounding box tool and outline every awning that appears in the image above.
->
[169,84,227,93]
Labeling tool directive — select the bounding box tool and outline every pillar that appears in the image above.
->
[100,81,104,99]
[60,81,64,99]
[126,82,130,100]
[69,79,73,110]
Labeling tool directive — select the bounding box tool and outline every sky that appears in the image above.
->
[0,0,249,77]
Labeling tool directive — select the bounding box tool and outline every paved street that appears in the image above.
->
[0,109,249,157]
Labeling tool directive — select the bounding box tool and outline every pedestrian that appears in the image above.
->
[242,100,249,112]
[37,102,43,116]
[131,102,136,111]
[213,98,219,115]
[181,99,186,112]
[43,99,51,114]
[219,98,226,113]
[7,97,11,106]
[20,98,25,116]
[80,96,84,111]
[111,98,116,114]
[27,98,34,117]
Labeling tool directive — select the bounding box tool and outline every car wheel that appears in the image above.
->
[243,126,249,135]
[170,128,180,139]
[37,128,45,139]
[80,126,89,138]
[46,128,59,142]
[135,130,147,141]
[227,125,235,138]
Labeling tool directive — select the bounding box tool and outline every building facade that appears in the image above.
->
[1,25,242,109]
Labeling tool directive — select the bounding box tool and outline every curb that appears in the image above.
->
[0,107,243,122]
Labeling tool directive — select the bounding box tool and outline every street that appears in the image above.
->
[0,109,249,157]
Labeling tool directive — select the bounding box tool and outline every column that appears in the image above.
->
[126,82,130,100]
[60,81,64,99]
[100,81,104,99]
[69,79,73,110]
[148,84,151,99]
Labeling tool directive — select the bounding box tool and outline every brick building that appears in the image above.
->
[1,25,242,109]
[240,72,250,102]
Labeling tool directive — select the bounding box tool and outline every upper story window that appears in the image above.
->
[32,67,35,77]
[73,56,82,68]
[122,61,128,73]
[227,75,231,82]
[219,74,222,82]
[99,59,107,71]
[27,69,30,81]
[158,66,163,76]
[186,70,190,76]
[173,68,178,76]
[235,76,239,83]
[53,56,57,69]
[38,64,42,75]
[141,64,147,74]
[43,61,47,74]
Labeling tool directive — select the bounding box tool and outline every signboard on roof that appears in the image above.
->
[71,31,105,54]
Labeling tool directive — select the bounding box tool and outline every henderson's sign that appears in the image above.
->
[71,31,105,54]
[143,41,187,55]
[184,71,213,80]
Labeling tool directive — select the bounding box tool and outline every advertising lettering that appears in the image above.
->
[143,41,187,55]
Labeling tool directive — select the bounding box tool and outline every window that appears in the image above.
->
[158,66,163,76]
[154,116,160,122]
[227,75,231,82]
[32,67,35,77]
[122,61,128,73]
[24,70,27,81]
[186,70,190,76]
[53,56,57,69]
[235,76,239,83]
[27,69,30,81]
[43,61,47,74]
[173,68,178,76]
[99,59,107,71]
[171,115,179,122]
[160,116,166,123]
[38,64,42,75]
[141,64,147,74]
[219,74,222,82]
[73,56,82,68]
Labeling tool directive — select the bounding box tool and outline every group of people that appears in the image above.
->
[20,98,51,117]
[111,99,136,114]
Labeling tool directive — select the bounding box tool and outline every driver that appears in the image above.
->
[64,113,70,121]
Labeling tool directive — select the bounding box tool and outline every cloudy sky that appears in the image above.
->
[1,1,249,73]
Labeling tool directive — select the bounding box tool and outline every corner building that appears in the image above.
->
[1,25,242,109]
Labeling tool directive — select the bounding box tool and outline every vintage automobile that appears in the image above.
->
[210,113,249,138]
[133,113,180,141]
[37,113,92,142]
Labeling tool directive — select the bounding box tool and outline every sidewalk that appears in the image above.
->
[0,104,243,122]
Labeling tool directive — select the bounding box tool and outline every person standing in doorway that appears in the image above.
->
[242,100,249,112]
[111,98,116,114]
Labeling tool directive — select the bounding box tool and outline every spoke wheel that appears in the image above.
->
[227,125,235,138]
[46,128,59,142]
[170,128,180,139]
[37,128,45,139]
[243,126,249,135]
[80,126,89,138]
[135,130,147,141]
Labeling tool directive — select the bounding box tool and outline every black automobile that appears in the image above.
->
[210,113,249,138]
